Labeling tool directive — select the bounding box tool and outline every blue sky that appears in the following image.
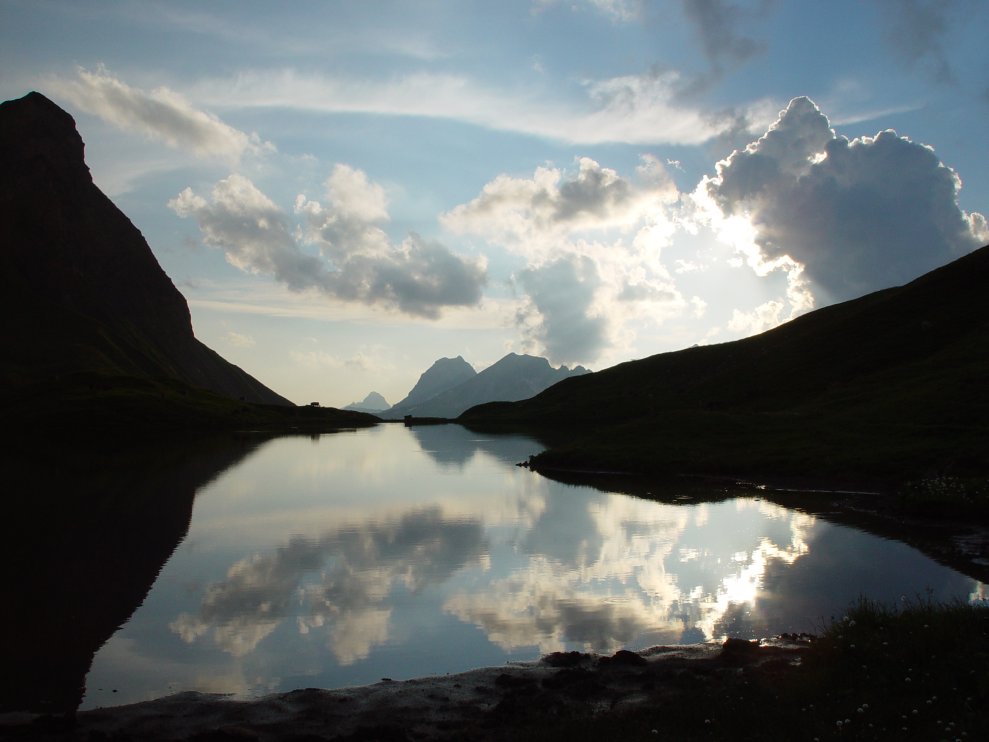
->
[2,0,986,406]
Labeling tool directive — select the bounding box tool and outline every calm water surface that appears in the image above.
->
[80,425,984,709]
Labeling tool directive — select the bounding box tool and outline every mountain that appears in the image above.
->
[462,246,989,482]
[343,391,390,413]
[385,353,590,419]
[2,435,269,713]
[0,92,291,407]
[386,356,478,417]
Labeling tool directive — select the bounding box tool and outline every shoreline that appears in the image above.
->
[6,598,986,742]
[1,640,805,741]
[530,462,989,584]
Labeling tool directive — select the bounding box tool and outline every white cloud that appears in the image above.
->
[170,170,486,318]
[445,157,686,366]
[700,96,987,304]
[190,68,744,146]
[50,67,274,162]
[323,163,390,223]
[224,331,256,348]
[534,0,641,23]
[442,156,677,255]
[516,254,610,364]
[171,174,322,290]
[289,345,391,376]
[727,300,785,335]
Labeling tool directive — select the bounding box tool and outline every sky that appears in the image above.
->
[2,0,987,407]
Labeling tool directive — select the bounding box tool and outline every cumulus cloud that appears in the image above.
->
[170,168,486,318]
[516,255,609,364]
[442,156,671,246]
[700,96,987,303]
[51,67,274,162]
[445,156,687,365]
[727,300,785,336]
[171,174,322,290]
[443,156,678,254]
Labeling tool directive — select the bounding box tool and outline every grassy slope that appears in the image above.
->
[461,245,989,483]
[0,371,379,438]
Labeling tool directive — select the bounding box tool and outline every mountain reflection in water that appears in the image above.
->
[0,434,275,714]
[6,425,980,714]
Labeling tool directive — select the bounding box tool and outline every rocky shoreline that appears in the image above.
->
[0,639,807,741]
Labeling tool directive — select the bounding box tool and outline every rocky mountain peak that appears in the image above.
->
[0,91,290,405]
[0,92,89,185]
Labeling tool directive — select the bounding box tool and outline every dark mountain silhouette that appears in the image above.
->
[1,435,274,714]
[0,92,290,406]
[462,246,989,482]
[386,353,590,419]
[386,356,478,417]
[343,391,390,412]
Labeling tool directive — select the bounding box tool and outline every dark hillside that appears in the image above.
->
[0,92,291,406]
[461,245,989,481]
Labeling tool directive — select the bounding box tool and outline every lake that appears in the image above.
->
[9,424,982,713]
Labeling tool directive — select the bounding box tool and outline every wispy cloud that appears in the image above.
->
[224,331,256,348]
[190,68,744,146]
[49,67,274,163]
[874,0,957,82]
[534,0,643,23]
[679,0,770,69]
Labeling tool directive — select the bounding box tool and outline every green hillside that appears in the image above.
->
[461,245,989,483]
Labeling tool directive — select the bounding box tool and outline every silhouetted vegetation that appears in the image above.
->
[500,599,988,741]
[0,371,378,439]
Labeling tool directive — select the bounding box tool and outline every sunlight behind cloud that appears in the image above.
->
[701,96,987,304]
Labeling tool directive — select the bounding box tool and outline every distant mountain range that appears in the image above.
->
[463,245,989,482]
[383,353,590,419]
[387,356,478,416]
[343,391,390,413]
[0,92,290,407]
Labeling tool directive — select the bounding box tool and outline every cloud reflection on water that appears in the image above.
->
[77,426,984,711]
[172,506,488,664]
[445,497,815,653]
[171,460,820,662]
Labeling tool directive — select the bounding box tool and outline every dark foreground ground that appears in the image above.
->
[1,600,985,741]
